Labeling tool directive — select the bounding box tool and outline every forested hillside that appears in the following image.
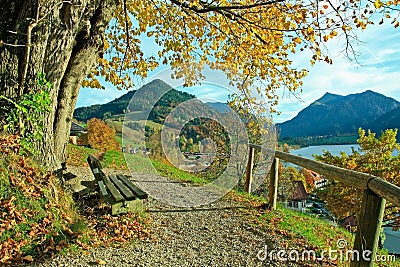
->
[278,90,400,140]
[73,79,195,122]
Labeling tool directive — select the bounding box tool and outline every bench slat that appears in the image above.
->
[103,175,124,202]
[117,174,148,199]
[98,180,108,196]
[87,155,105,181]
[109,175,136,200]
[88,155,103,169]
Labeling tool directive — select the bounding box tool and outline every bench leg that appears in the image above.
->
[111,199,144,215]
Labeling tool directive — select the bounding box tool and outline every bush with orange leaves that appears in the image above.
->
[87,118,120,152]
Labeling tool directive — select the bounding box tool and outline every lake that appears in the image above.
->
[383,226,400,255]
[291,144,398,160]
[291,144,360,159]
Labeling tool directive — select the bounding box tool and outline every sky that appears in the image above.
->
[76,21,400,124]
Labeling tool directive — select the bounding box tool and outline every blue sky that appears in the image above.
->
[76,22,400,123]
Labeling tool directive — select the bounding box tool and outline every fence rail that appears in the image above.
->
[246,144,400,267]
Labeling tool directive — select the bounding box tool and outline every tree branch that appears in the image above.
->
[169,0,285,14]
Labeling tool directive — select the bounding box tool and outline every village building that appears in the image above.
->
[69,122,87,145]
[302,169,328,189]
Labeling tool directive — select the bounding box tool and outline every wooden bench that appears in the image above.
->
[87,155,148,215]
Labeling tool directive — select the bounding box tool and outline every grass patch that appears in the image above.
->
[124,154,155,173]
[123,111,148,121]
[150,160,206,185]
[115,134,123,146]
[229,191,400,266]
[259,204,353,249]
[144,120,163,130]
[260,206,400,266]
[101,149,128,169]
[66,144,97,166]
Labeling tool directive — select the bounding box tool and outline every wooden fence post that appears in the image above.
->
[268,158,279,210]
[245,146,255,193]
[351,189,386,267]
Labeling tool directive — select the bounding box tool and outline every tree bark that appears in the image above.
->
[0,0,118,170]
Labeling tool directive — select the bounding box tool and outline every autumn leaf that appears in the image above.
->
[22,255,33,262]
[96,259,107,265]
[293,37,302,44]
[374,0,383,9]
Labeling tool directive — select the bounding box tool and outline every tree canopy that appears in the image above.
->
[88,0,400,112]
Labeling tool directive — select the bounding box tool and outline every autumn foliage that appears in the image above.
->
[87,118,120,152]
[315,128,400,226]
[0,135,82,264]
[81,0,400,117]
[0,135,149,264]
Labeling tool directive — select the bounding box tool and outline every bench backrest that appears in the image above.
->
[87,155,106,181]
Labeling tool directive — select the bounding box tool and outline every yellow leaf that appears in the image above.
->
[293,37,302,44]
[81,80,89,87]
[96,259,107,265]
[103,39,109,49]
[23,255,33,262]
[374,0,383,8]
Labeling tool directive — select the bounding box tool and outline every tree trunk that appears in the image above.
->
[0,0,118,170]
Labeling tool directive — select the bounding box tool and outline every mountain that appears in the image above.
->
[370,106,400,133]
[73,79,195,122]
[205,102,230,113]
[278,90,400,139]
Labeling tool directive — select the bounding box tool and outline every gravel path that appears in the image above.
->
[29,166,306,267]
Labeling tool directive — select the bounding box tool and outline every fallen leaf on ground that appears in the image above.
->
[23,255,33,262]
[96,259,107,265]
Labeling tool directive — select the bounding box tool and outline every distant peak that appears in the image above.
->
[147,79,167,85]
[321,92,340,97]
[313,92,341,105]
[350,90,387,99]
[361,89,377,95]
